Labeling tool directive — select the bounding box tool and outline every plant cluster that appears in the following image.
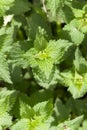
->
[0,0,87,130]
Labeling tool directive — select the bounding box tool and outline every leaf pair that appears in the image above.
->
[11,97,53,130]
[0,89,17,129]
[24,27,73,82]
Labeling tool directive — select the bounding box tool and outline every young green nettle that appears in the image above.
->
[0,0,87,130]
[73,72,83,89]
[34,50,49,60]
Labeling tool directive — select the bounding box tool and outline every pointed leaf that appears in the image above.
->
[0,89,17,115]
[26,13,52,41]
[0,113,12,129]
[23,48,38,68]
[33,66,59,89]
[46,0,65,21]
[59,69,87,98]
[11,119,29,130]
[19,100,35,119]
[34,27,48,51]
[37,58,53,79]
[0,52,12,83]
[33,100,53,121]
[64,23,84,45]
[53,98,69,123]
[74,47,87,73]
[46,39,73,63]
[57,115,83,130]
[70,27,84,45]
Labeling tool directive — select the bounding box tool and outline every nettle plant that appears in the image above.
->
[1,0,87,130]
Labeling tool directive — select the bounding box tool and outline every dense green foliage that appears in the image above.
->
[0,0,87,129]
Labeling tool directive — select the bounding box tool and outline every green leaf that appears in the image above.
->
[10,65,23,84]
[45,0,76,23]
[45,0,65,21]
[33,66,59,89]
[66,98,87,119]
[0,89,17,115]
[7,0,31,15]
[0,89,17,129]
[23,48,38,68]
[57,115,83,130]
[24,39,72,79]
[74,47,87,73]
[0,52,12,83]
[0,113,12,129]
[11,92,32,118]
[18,96,53,130]
[26,13,52,41]
[9,43,25,68]
[19,95,53,120]
[37,58,54,79]
[0,27,14,53]
[70,27,84,45]
[28,89,53,106]
[69,19,87,34]
[33,100,53,121]
[28,101,53,130]
[53,98,69,123]
[1,0,30,17]
[11,119,29,130]
[19,100,35,119]
[0,0,14,16]
[72,8,85,18]
[59,69,87,98]
[46,39,73,63]
[34,27,48,51]
[61,4,74,23]
[31,39,72,79]
[0,98,9,116]
[64,23,84,45]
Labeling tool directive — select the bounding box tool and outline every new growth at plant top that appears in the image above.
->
[0,0,87,130]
